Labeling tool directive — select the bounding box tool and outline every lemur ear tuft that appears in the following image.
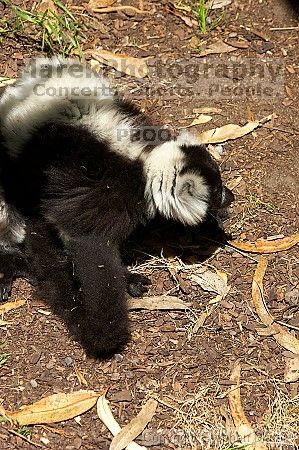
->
[181,179,195,196]
[221,186,235,208]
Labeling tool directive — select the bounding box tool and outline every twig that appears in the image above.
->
[270,26,299,31]
[0,425,43,448]
[262,125,297,134]
[72,5,153,14]
[276,320,299,332]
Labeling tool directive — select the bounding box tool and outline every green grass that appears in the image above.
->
[221,444,251,450]
[0,352,10,367]
[245,193,276,213]
[16,425,32,438]
[196,0,224,33]
[1,0,82,57]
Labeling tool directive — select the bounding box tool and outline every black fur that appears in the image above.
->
[0,60,234,358]
[0,122,151,358]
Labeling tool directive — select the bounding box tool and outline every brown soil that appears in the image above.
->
[0,0,298,449]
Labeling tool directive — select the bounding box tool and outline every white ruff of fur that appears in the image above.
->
[0,201,26,244]
[144,137,209,226]
[0,57,145,159]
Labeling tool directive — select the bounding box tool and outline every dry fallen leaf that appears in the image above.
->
[88,0,116,8]
[0,319,13,326]
[74,363,88,386]
[185,115,212,128]
[36,0,57,13]
[128,296,189,311]
[252,257,299,375]
[110,399,158,450]
[193,107,222,114]
[228,362,267,449]
[0,299,26,315]
[86,50,149,78]
[190,268,229,297]
[97,395,146,450]
[284,356,299,383]
[226,175,243,191]
[198,114,275,144]
[229,233,299,253]
[5,390,101,425]
[197,40,236,57]
[0,77,16,87]
[210,0,232,9]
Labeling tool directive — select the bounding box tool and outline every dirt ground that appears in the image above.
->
[0,0,298,449]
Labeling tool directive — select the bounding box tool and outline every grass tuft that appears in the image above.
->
[0,352,10,367]
[1,0,82,57]
[196,0,224,33]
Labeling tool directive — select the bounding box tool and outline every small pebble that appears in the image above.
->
[30,379,38,388]
[228,32,238,38]
[114,353,123,362]
[46,360,55,370]
[65,356,73,367]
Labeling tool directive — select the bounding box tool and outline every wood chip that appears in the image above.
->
[0,299,26,315]
[128,296,189,311]
[284,356,299,383]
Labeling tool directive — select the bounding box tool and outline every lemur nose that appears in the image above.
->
[221,186,235,208]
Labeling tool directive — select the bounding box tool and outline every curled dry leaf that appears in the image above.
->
[97,395,146,450]
[86,50,149,78]
[0,299,26,315]
[0,77,16,88]
[198,114,276,144]
[128,296,189,311]
[228,362,267,449]
[284,356,299,383]
[193,107,222,114]
[88,0,116,8]
[229,233,299,253]
[252,257,299,362]
[37,0,57,13]
[110,399,158,450]
[185,115,212,128]
[197,40,236,57]
[210,0,232,9]
[5,390,101,425]
[190,268,229,297]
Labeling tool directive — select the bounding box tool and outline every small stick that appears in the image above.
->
[0,425,43,448]
[72,5,153,14]
[270,26,299,31]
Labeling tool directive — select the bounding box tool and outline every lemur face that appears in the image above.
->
[144,132,234,226]
[179,143,235,212]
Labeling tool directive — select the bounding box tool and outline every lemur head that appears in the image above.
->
[144,131,234,226]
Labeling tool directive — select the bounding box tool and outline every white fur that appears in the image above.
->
[0,57,137,157]
[0,200,26,244]
[143,135,209,225]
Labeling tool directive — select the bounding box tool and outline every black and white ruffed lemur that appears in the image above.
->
[0,57,234,358]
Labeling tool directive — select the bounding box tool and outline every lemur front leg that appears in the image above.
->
[0,245,29,301]
[126,272,151,298]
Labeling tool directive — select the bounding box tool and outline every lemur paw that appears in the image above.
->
[0,269,14,302]
[0,251,29,302]
[127,272,151,297]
